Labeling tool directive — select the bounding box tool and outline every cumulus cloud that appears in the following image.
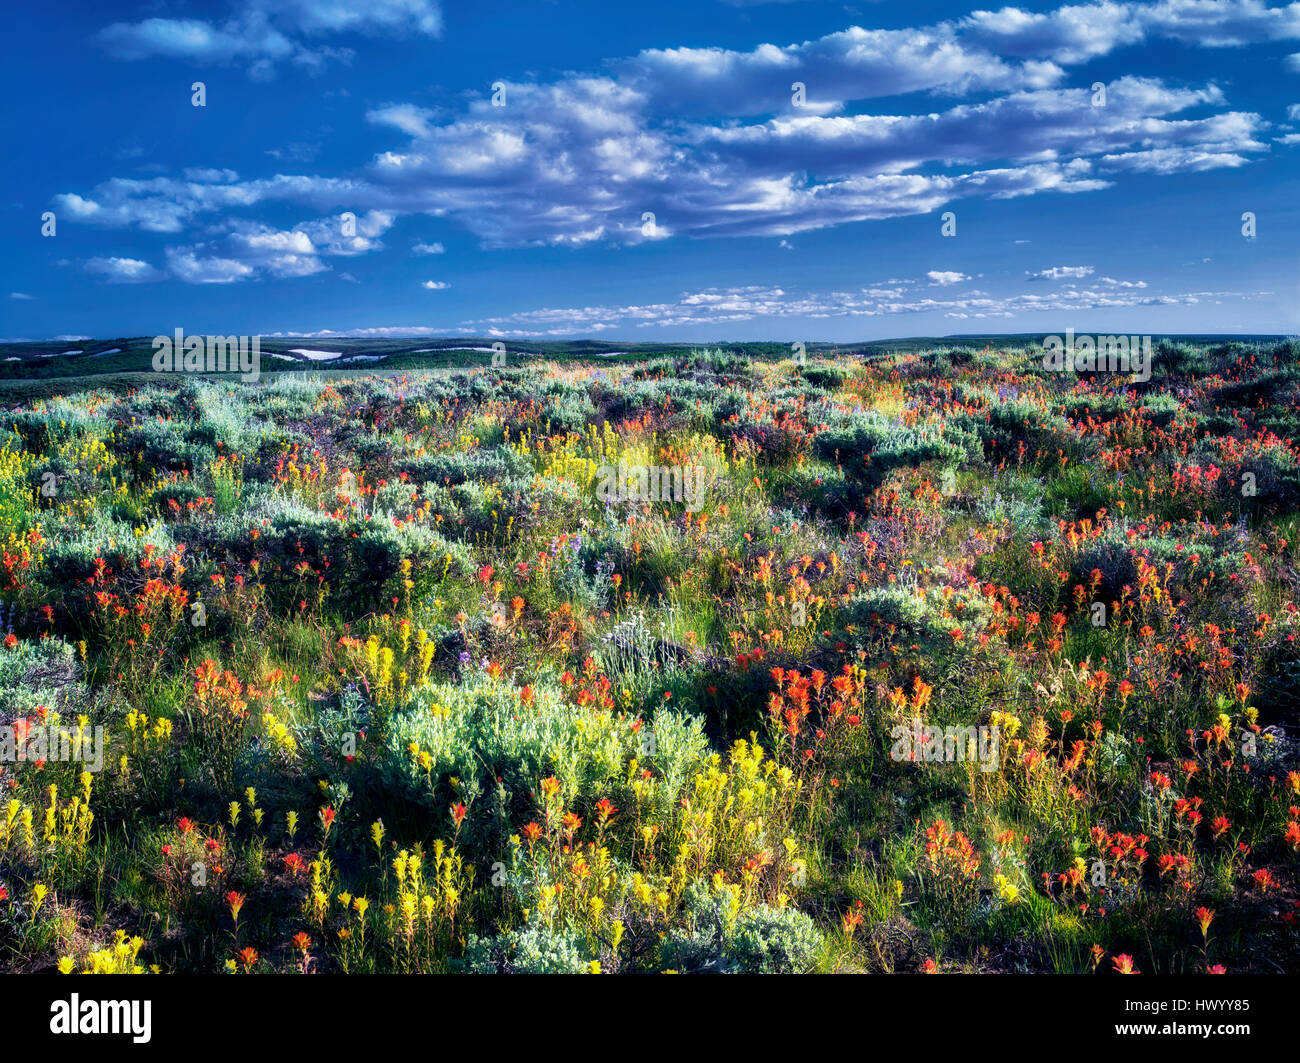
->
[165,248,257,284]
[412,241,445,255]
[84,256,165,283]
[52,173,361,234]
[1138,0,1300,47]
[690,79,1244,179]
[422,280,450,289]
[928,271,969,285]
[96,0,440,76]
[462,279,1262,335]
[96,17,295,64]
[964,0,1300,59]
[272,0,441,36]
[223,226,327,278]
[59,1,1292,274]
[960,2,1147,63]
[260,265,1263,337]
[368,104,441,138]
[293,210,395,256]
[168,211,395,281]
[1096,145,1256,173]
[264,325,459,337]
[618,28,1064,116]
[1028,266,1095,280]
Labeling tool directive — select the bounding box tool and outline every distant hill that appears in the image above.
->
[0,332,1292,385]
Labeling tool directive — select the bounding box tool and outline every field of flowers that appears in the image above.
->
[1,340,1298,975]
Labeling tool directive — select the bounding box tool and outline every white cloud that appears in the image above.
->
[622,26,1064,117]
[225,226,327,277]
[1138,0,1300,47]
[688,79,1242,179]
[265,325,461,337]
[97,17,295,64]
[275,0,441,35]
[96,1,440,76]
[927,271,969,286]
[1027,266,1095,280]
[53,172,360,234]
[368,104,440,138]
[293,210,395,255]
[165,248,256,284]
[58,193,101,218]
[84,256,165,283]
[422,280,450,289]
[57,3,1288,263]
[8,292,34,300]
[463,279,1264,334]
[965,0,1300,59]
[412,241,445,255]
[1097,145,1255,173]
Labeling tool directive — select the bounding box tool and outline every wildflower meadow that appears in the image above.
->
[1,339,1297,982]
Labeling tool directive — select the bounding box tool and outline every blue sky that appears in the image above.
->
[4,0,1299,342]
